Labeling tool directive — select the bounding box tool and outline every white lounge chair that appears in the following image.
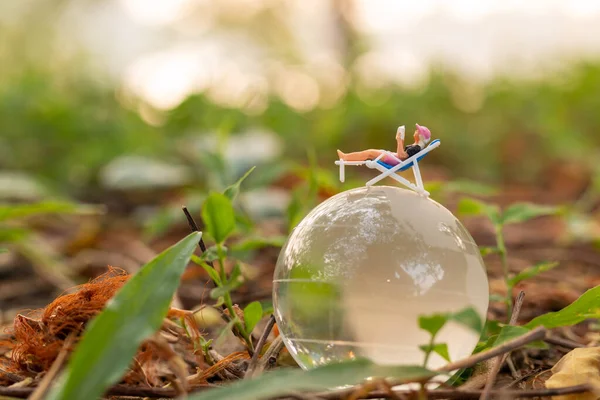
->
[334,139,441,197]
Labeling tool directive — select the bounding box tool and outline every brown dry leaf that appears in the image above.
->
[545,347,600,400]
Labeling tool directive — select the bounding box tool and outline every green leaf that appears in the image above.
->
[419,343,451,362]
[525,285,600,329]
[196,245,226,263]
[243,301,263,333]
[507,261,559,287]
[493,325,530,346]
[501,202,559,225]
[492,325,547,350]
[457,198,501,225]
[0,201,101,222]
[190,255,222,285]
[224,166,256,201]
[480,246,499,257]
[418,313,448,336]
[46,232,201,400]
[186,359,435,400]
[210,264,244,299]
[450,307,483,333]
[202,192,236,243]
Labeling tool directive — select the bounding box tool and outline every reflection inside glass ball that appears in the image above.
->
[273,186,489,370]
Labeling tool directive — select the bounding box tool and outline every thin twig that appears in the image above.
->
[29,334,75,400]
[245,315,277,378]
[480,291,525,400]
[183,206,208,253]
[437,326,547,373]
[246,336,285,379]
[544,335,585,349]
[317,327,548,400]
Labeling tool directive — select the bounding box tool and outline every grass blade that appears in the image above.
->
[187,359,434,400]
[46,232,201,400]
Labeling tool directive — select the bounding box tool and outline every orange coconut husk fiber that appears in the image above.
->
[1,267,130,379]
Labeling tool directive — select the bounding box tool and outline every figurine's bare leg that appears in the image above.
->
[337,149,384,162]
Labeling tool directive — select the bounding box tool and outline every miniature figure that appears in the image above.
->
[334,123,441,195]
[337,124,431,165]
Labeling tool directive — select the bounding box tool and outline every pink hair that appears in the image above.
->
[415,124,431,142]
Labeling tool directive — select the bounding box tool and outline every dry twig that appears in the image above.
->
[480,290,525,400]
[246,336,285,379]
[437,326,547,373]
[245,315,276,378]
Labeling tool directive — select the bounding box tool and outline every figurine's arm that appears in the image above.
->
[395,126,408,159]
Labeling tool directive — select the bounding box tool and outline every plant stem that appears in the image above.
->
[216,242,254,353]
[494,224,512,318]
[422,334,436,368]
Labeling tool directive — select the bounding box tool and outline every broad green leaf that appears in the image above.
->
[525,285,600,329]
[492,325,547,350]
[419,313,448,336]
[202,192,236,243]
[451,307,484,333]
[501,202,559,225]
[0,201,100,222]
[46,232,201,400]
[186,359,435,400]
[457,198,501,225]
[191,255,222,285]
[507,261,559,287]
[224,166,256,201]
[419,343,451,362]
[243,301,263,333]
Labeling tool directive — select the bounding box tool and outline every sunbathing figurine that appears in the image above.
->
[337,124,432,166]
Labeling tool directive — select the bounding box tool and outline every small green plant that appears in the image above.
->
[458,198,560,318]
[188,168,281,356]
[418,307,483,367]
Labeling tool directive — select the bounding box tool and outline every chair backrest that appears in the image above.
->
[377,139,440,171]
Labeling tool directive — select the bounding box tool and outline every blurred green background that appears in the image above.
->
[3,0,600,198]
[3,0,600,323]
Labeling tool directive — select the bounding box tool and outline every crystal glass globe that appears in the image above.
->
[273,186,489,370]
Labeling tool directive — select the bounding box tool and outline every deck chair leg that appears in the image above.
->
[387,172,420,191]
[411,162,430,196]
[412,161,424,190]
[339,162,345,183]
